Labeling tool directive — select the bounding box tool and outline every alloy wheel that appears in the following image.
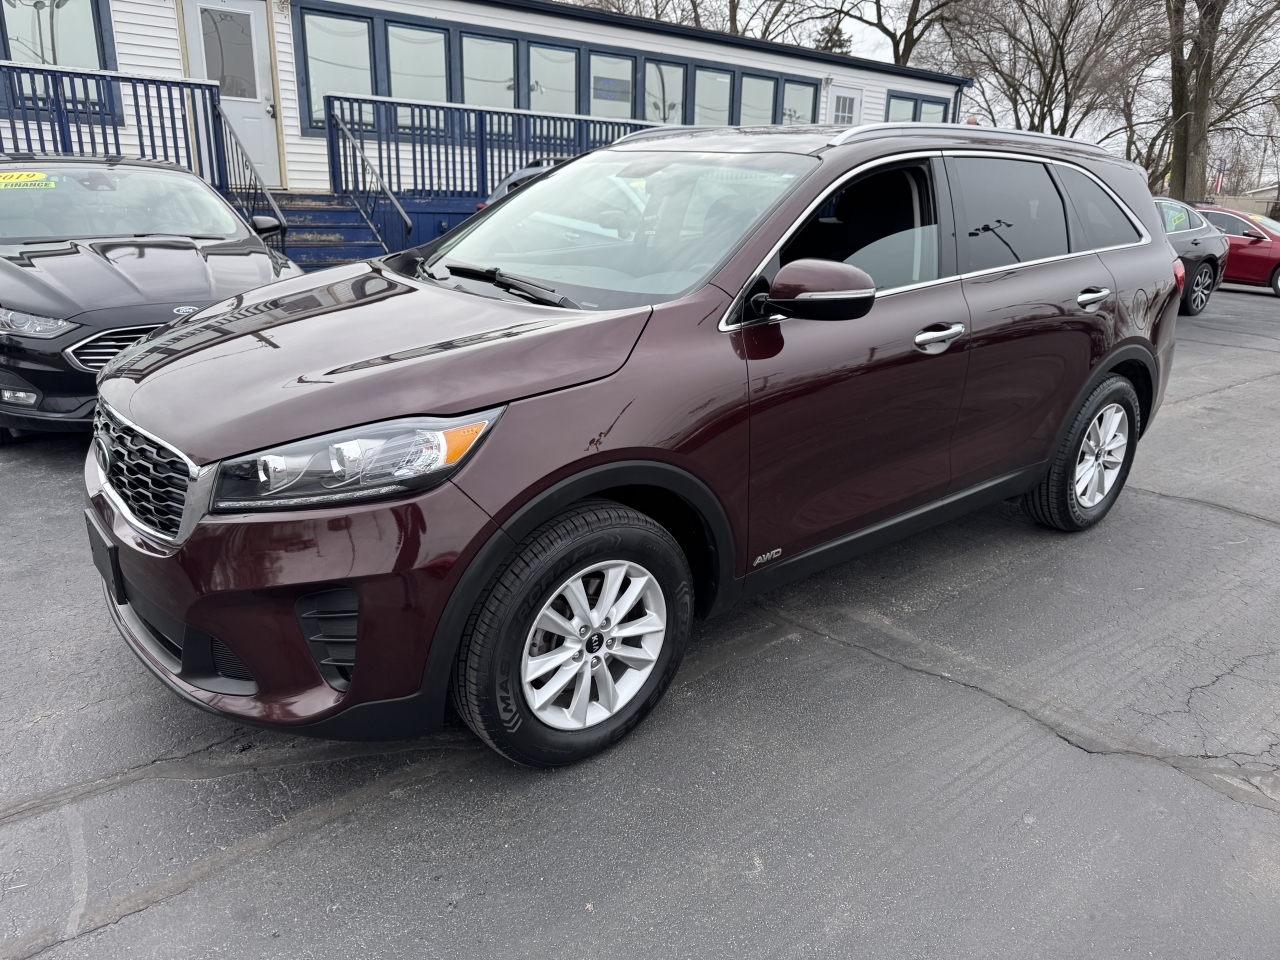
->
[1073,402,1129,508]
[1190,264,1212,312]
[520,560,666,731]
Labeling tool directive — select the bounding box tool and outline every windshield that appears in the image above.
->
[1247,213,1280,235]
[0,164,243,242]
[426,150,818,310]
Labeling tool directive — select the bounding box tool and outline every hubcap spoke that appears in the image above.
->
[566,665,593,727]
[610,611,665,638]
[595,564,628,626]
[532,661,582,710]
[536,607,579,640]
[593,659,620,713]
[563,577,595,626]
[525,644,580,683]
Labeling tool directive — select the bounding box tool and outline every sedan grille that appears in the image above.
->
[95,406,191,538]
[67,326,160,372]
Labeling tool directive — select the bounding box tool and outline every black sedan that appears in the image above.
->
[0,156,302,440]
[1155,198,1229,316]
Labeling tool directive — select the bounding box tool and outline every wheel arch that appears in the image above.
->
[416,461,740,731]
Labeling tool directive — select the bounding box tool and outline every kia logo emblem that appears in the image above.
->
[173,305,199,316]
[93,436,112,475]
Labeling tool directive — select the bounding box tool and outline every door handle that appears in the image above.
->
[1077,287,1111,307]
[914,322,966,347]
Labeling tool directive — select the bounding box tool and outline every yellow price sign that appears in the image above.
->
[0,171,54,189]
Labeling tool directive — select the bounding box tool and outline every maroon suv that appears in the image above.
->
[85,125,1179,765]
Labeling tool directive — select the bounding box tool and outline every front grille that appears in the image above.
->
[212,639,254,681]
[296,588,359,691]
[67,325,159,372]
[96,406,190,538]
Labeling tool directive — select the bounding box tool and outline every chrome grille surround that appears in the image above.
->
[94,402,197,540]
[65,325,161,373]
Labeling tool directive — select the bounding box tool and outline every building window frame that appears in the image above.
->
[884,89,951,123]
[290,0,878,136]
[0,0,117,70]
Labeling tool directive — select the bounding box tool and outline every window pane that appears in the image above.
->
[1157,201,1188,234]
[304,15,371,123]
[530,45,577,114]
[886,96,915,122]
[831,94,860,125]
[781,83,814,124]
[694,68,731,125]
[1202,211,1246,236]
[783,165,942,289]
[645,62,684,124]
[1057,166,1140,249]
[463,36,515,108]
[388,26,447,103]
[1186,208,1205,229]
[590,54,633,118]
[739,76,775,125]
[200,9,256,99]
[2,0,100,68]
[953,157,1069,270]
[919,100,946,123]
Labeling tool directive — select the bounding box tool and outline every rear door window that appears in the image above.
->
[782,162,945,291]
[951,157,1069,272]
[1157,200,1190,234]
[1057,166,1141,250]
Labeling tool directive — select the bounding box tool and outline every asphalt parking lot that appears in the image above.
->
[3,287,1280,959]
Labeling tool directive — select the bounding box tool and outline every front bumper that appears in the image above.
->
[85,449,498,738]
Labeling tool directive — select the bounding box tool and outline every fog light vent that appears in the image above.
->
[212,638,254,682]
[296,588,359,692]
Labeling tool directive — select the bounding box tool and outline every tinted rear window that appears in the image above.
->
[1058,166,1141,249]
[1203,211,1248,236]
[951,157,1069,272]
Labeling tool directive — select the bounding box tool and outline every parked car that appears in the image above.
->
[475,157,564,210]
[0,156,302,441]
[1195,205,1280,296]
[1155,198,1228,315]
[85,125,1180,766]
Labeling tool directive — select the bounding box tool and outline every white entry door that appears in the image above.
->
[828,85,863,127]
[184,0,281,186]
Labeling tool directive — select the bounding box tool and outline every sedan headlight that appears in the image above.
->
[0,308,78,339]
[213,410,502,511]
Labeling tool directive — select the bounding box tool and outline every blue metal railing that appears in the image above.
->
[330,111,412,254]
[325,94,655,200]
[0,60,225,188]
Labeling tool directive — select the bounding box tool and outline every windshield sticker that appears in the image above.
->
[0,172,53,189]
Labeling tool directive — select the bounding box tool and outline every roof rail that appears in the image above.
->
[826,122,1113,153]
[612,126,717,145]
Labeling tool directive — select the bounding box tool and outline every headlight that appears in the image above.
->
[0,308,78,339]
[213,410,502,511]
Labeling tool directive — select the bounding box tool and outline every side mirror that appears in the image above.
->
[754,258,876,322]
[250,215,283,236]
[1242,229,1267,241]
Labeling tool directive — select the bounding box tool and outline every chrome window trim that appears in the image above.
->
[95,400,215,545]
[719,147,1151,332]
[64,325,162,374]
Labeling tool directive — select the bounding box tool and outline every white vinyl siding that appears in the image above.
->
[110,0,185,77]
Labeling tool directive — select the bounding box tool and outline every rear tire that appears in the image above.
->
[1022,375,1141,532]
[1181,262,1214,315]
[451,501,693,766]
[1270,266,1280,298]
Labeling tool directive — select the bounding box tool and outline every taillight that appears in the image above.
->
[1172,257,1185,293]
[475,203,487,211]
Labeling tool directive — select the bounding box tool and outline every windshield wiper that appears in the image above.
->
[436,261,580,309]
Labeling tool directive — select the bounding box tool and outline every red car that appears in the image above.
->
[1198,205,1280,295]
[85,125,1181,766]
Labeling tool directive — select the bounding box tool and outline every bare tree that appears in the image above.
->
[1165,0,1280,200]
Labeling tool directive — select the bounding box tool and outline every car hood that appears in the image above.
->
[98,262,651,464]
[0,235,288,324]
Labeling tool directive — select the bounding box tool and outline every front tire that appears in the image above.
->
[1023,375,1141,532]
[451,501,693,766]
[1270,266,1280,298]
[1181,262,1214,315]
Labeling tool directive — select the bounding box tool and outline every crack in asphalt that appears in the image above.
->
[0,732,476,830]
[1158,366,1280,407]
[0,750,484,960]
[1128,486,1280,529]
[747,603,1280,817]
